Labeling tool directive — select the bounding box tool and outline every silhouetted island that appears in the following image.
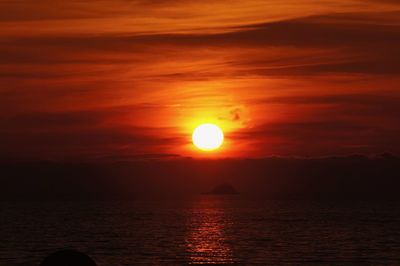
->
[205,183,239,195]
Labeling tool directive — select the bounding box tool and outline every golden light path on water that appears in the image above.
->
[185,197,234,264]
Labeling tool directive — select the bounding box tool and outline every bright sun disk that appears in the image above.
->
[192,123,224,151]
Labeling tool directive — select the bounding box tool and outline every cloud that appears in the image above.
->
[1,11,399,79]
[254,93,400,106]
[231,119,400,156]
[217,107,242,122]
[0,106,186,159]
[0,123,184,159]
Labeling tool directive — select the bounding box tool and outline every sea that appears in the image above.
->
[1,197,400,265]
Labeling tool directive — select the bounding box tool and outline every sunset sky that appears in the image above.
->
[1,0,400,160]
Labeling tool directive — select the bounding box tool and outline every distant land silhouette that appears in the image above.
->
[1,153,400,200]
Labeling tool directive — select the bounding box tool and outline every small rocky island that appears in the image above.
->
[205,183,239,195]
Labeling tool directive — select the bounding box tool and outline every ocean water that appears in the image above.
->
[1,197,400,265]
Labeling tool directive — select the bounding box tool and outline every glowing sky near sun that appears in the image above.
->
[1,0,400,160]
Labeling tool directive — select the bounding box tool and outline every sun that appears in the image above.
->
[192,123,224,151]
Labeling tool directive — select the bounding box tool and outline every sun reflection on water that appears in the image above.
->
[185,196,235,264]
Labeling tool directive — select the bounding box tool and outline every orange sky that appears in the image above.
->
[1,0,400,160]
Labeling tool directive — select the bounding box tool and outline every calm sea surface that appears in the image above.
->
[1,197,400,265]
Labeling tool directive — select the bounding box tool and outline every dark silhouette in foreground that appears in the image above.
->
[40,250,96,266]
[205,183,239,195]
